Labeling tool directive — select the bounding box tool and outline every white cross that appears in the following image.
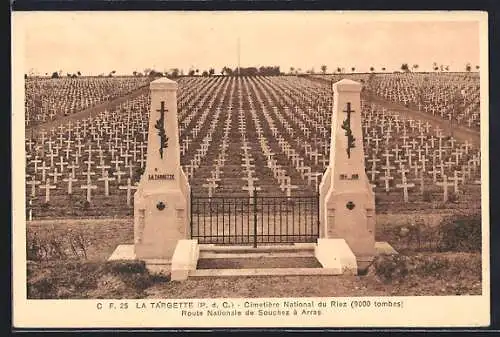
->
[242,180,261,199]
[380,174,394,192]
[80,175,98,202]
[202,180,218,198]
[26,176,41,197]
[38,161,51,181]
[113,169,127,184]
[119,178,137,207]
[48,167,63,184]
[30,156,42,172]
[448,170,463,194]
[436,175,455,203]
[98,170,115,196]
[39,178,57,203]
[62,174,78,195]
[96,162,112,177]
[396,172,415,203]
[368,165,380,182]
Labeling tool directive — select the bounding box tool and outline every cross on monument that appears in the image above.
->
[341,102,356,159]
[154,101,169,159]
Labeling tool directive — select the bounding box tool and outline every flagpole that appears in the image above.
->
[237,37,240,77]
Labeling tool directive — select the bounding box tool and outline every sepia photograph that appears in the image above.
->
[12,10,489,328]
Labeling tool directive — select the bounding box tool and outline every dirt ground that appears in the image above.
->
[26,218,482,299]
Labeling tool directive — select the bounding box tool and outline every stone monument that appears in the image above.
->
[110,78,197,278]
[318,79,376,273]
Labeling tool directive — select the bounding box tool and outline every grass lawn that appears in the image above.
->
[26,218,482,299]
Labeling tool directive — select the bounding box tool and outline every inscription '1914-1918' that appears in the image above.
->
[148,174,175,181]
[340,174,359,181]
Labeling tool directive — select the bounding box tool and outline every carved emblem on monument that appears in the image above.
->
[156,201,166,211]
[341,102,356,159]
[154,101,169,159]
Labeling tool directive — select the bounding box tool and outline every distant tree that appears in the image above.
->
[412,64,419,71]
[171,68,180,78]
[148,70,162,78]
[381,67,386,71]
[433,62,439,71]
[195,69,199,75]
[370,67,375,72]
[465,63,472,72]
[321,65,327,74]
[188,69,195,76]
[444,65,449,71]
[401,63,410,72]
[77,71,81,76]
[24,74,27,79]
[208,68,215,76]
[289,67,295,74]
[351,67,355,72]
[132,71,137,77]
[336,67,341,73]
[476,65,480,71]
[202,70,209,77]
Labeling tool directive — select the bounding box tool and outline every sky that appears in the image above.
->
[15,11,483,75]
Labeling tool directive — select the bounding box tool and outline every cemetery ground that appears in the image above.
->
[26,212,481,299]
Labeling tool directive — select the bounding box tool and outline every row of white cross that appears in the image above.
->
[25,76,482,217]
[25,77,150,126]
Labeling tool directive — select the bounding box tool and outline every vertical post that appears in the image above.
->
[237,37,241,77]
[253,187,258,248]
[28,198,33,221]
[190,188,193,238]
[316,192,320,239]
[222,197,225,244]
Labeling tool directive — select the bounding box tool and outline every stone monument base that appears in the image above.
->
[108,239,199,278]
[109,240,395,280]
[315,238,397,275]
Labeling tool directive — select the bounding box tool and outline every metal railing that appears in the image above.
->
[190,188,320,247]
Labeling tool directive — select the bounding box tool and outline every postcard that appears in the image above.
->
[12,10,489,328]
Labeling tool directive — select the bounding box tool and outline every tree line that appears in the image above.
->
[26,62,480,79]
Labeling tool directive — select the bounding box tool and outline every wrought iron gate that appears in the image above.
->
[190,189,320,247]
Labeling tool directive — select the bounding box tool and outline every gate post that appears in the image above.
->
[253,187,258,248]
[317,192,320,238]
[189,187,193,239]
